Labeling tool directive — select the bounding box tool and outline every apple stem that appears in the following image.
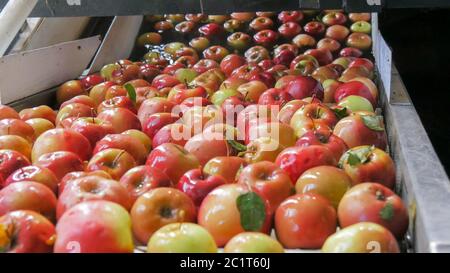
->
[112,150,126,167]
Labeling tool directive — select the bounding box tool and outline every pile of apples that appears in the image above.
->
[0,10,408,253]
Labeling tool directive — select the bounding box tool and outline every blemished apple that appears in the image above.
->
[147,223,218,253]
[322,222,399,253]
[0,210,56,253]
[54,200,134,253]
[224,232,284,253]
[131,187,196,244]
[295,166,352,209]
[0,181,57,222]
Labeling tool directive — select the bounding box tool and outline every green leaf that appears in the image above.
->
[379,202,394,221]
[227,140,247,153]
[124,83,137,104]
[236,192,266,232]
[361,115,384,132]
[333,107,349,119]
[347,152,361,166]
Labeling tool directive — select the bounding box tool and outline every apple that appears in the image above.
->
[154,20,174,32]
[0,105,20,120]
[333,112,387,150]
[220,54,246,77]
[89,81,114,105]
[119,166,172,204]
[131,187,196,244]
[253,30,278,48]
[184,132,235,166]
[278,11,304,23]
[0,210,55,253]
[60,95,98,109]
[349,13,371,22]
[304,21,326,37]
[250,16,274,31]
[339,47,363,58]
[152,123,190,148]
[317,38,341,54]
[142,113,179,141]
[146,143,200,185]
[34,151,84,181]
[0,118,35,143]
[295,166,352,209]
[192,59,219,74]
[122,129,152,153]
[97,108,141,133]
[19,105,56,124]
[58,171,112,195]
[100,64,121,81]
[80,74,104,90]
[69,117,113,147]
[290,103,338,137]
[197,184,272,247]
[278,22,301,39]
[334,78,378,107]
[87,148,136,180]
[326,25,350,42]
[0,181,57,222]
[322,12,347,26]
[97,96,136,114]
[244,46,270,64]
[94,133,148,164]
[258,88,293,106]
[5,165,58,193]
[292,34,316,49]
[189,37,210,53]
[311,65,340,83]
[276,145,337,183]
[296,129,348,161]
[339,145,396,188]
[284,76,324,100]
[168,84,207,105]
[56,176,131,220]
[230,12,255,22]
[277,100,307,124]
[182,105,223,133]
[203,156,246,184]
[185,13,206,23]
[351,21,371,34]
[147,223,217,253]
[177,168,227,207]
[273,49,296,67]
[237,80,268,104]
[0,135,31,160]
[338,95,374,113]
[224,232,284,253]
[54,200,134,253]
[339,66,372,82]
[174,21,196,35]
[322,222,399,253]
[223,19,244,33]
[346,33,372,51]
[238,161,293,214]
[136,32,162,47]
[198,23,223,38]
[190,69,225,94]
[304,48,333,66]
[275,193,337,249]
[55,103,95,127]
[138,97,176,125]
[338,182,408,238]
[31,128,92,163]
[56,80,87,105]
[208,15,229,24]
[0,149,31,186]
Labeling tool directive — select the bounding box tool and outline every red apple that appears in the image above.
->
[275,145,337,183]
[184,132,235,166]
[339,47,363,58]
[284,76,324,100]
[193,59,219,74]
[5,165,58,193]
[220,54,246,77]
[131,187,196,244]
[250,16,274,31]
[137,97,176,125]
[57,80,87,105]
[152,123,190,148]
[198,23,223,38]
[275,193,337,249]
[54,200,134,253]
[56,176,131,219]
[0,181,57,222]
[34,151,84,181]
[87,148,136,180]
[290,103,338,137]
[0,210,56,253]
[334,78,378,107]
[253,30,278,48]
[296,130,348,162]
[277,100,308,124]
[203,156,246,184]
[346,33,372,51]
[338,182,408,238]
[305,48,333,66]
[304,21,326,37]
[0,135,32,160]
[0,105,20,120]
[258,88,293,106]
[339,146,396,188]
[238,161,293,214]
[292,34,317,49]
[97,108,141,133]
[0,118,35,143]
[326,25,350,42]
[0,149,30,186]
[89,81,115,106]
[278,11,304,23]
[322,11,347,26]
[178,168,227,207]
[19,105,56,125]
[203,46,229,62]
[60,95,96,109]
[278,22,301,39]
[70,117,114,148]
[97,96,136,114]
[94,133,148,164]
[31,128,92,163]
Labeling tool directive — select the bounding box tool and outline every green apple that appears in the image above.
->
[100,63,120,80]
[210,88,240,106]
[337,95,374,113]
[350,21,372,34]
[224,232,284,253]
[332,57,352,69]
[175,68,198,83]
[147,223,217,253]
[164,42,186,56]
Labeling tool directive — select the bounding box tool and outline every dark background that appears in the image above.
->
[380,9,450,175]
